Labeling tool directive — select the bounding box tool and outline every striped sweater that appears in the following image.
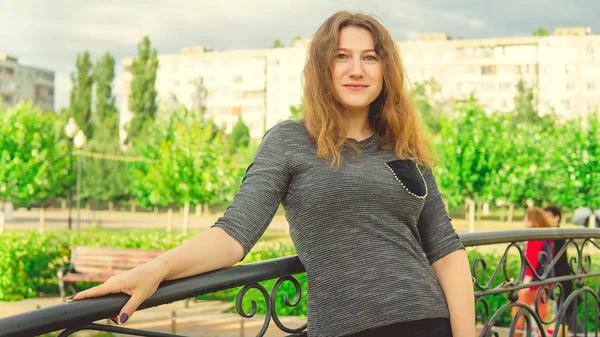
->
[213,120,464,337]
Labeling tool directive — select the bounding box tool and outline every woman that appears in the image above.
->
[71,11,475,337]
[512,207,555,336]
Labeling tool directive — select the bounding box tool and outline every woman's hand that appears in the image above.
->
[69,258,171,324]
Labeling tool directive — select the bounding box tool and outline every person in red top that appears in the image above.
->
[512,207,555,337]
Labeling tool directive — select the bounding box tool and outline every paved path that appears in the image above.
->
[1,208,290,232]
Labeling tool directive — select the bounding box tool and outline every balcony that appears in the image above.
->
[0,228,599,337]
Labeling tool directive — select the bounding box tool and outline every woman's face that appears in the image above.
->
[332,25,383,115]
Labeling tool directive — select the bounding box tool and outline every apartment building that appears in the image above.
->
[0,54,55,112]
[119,40,307,139]
[119,28,600,139]
[401,27,600,117]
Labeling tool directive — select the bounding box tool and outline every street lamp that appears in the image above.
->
[73,130,86,235]
[64,118,79,230]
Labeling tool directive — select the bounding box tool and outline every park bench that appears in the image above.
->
[57,246,164,301]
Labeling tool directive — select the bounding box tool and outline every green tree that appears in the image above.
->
[513,79,538,123]
[0,102,70,232]
[532,26,551,36]
[435,99,508,206]
[127,36,159,145]
[130,113,239,232]
[289,100,305,120]
[81,127,131,206]
[228,117,250,150]
[75,52,130,210]
[410,79,443,134]
[93,52,118,133]
[70,51,94,138]
[549,113,600,209]
[272,39,283,48]
[290,35,302,46]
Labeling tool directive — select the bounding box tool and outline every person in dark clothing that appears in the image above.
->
[544,205,585,334]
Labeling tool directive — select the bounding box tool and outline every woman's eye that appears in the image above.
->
[336,54,349,60]
[364,55,378,61]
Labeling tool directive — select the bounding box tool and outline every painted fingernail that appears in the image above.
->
[110,317,118,324]
[119,313,129,324]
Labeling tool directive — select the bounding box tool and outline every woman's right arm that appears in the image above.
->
[71,227,243,323]
[71,122,292,324]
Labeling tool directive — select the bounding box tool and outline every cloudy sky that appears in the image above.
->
[2,0,599,111]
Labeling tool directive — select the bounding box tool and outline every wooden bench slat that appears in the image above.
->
[58,246,165,300]
[62,272,114,282]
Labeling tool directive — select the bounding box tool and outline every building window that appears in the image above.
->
[482,47,493,58]
[500,83,512,91]
[565,64,576,74]
[442,51,450,64]
[482,82,495,91]
[588,46,595,56]
[233,76,243,83]
[514,65,523,74]
[481,65,497,75]
[528,64,538,73]
[423,52,432,64]
[587,82,596,90]
[566,82,576,90]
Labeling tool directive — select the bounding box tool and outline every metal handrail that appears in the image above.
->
[0,228,599,337]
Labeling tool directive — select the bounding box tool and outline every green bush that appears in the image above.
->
[0,230,190,301]
[0,229,289,302]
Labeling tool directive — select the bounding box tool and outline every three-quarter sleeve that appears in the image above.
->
[211,123,291,258]
[417,168,464,264]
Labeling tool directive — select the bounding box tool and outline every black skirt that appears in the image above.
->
[343,318,452,337]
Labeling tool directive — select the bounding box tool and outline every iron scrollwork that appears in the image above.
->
[235,275,308,337]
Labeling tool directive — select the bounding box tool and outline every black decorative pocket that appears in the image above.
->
[384,160,428,199]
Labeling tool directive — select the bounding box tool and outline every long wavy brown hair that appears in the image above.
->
[526,208,554,228]
[303,11,434,168]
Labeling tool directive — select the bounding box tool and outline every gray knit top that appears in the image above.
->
[212,119,464,337]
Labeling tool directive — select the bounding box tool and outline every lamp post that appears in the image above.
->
[64,118,79,230]
[73,130,87,235]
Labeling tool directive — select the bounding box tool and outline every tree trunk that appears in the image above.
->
[500,206,505,222]
[195,204,202,217]
[464,199,469,222]
[61,199,67,210]
[85,200,91,211]
[468,200,475,233]
[483,202,490,215]
[508,204,515,223]
[108,201,113,212]
[167,208,173,233]
[130,198,136,213]
[182,202,190,236]
[40,206,46,234]
[203,203,211,216]
[476,201,483,222]
[0,201,5,234]
[154,207,159,214]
